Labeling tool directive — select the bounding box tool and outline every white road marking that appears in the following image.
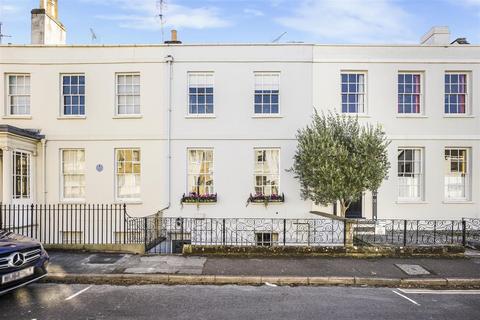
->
[392,290,420,306]
[65,285,93,301]
[264,282,277,287]
[398,288,480,295]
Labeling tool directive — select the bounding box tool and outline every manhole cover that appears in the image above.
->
[395,264,430,275]
[87,254,123,264]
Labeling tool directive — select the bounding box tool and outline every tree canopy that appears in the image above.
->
[289,111,390,217]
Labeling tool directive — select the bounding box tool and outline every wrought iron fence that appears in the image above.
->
[464,218,480,243]
[1,204,479,253]
[145,217,345,253]
[0,204,144,245]
[353,219,466,246]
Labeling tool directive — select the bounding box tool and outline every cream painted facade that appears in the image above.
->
[0,41,479,220]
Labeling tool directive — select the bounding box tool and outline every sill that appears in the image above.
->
[57,116,87,120]
[443,114,474,118]
[249,201,284,205]
[342,113,370,118]
[60,199,86,204]
[2,115,32,120]
[181,202,217,206]
[113,114,143,119]
[185,115,216,119]
[115,199,142,204]
[396,115,428,118]
[252,114,283,119]
[442,200,474,204]
[395,200,428,204]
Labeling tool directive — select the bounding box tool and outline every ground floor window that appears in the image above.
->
[444,148,470,200]
[61,149,85,201]
[254,148,280,196]
[12,150,31,199]
[187,149,214,195]
[255,232,278,246]
[115,148,141,200]
[397,148,423,200]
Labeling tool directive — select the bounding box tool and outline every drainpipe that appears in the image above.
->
[41,138,47,203]
[158,54,174,214]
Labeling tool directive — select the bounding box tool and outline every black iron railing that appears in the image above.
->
[0,203,144,245]
[352,219,469,246]
[144,217,345,253]
[1,204,479,253]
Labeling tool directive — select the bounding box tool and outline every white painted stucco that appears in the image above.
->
[0,43,478,220]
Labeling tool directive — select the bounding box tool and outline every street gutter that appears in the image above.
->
[42,273,480,289]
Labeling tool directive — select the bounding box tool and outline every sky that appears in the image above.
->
[0,0,479,45]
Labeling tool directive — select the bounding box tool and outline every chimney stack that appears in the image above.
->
[31,0,66,45]
[420,26,450,45]
[164,29,182,44]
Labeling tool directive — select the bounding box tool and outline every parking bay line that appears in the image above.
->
[392,290,421,306]
[65,285,93,301]
[398,288,480,295]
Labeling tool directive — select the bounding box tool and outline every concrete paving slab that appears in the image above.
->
[395,264,431,275]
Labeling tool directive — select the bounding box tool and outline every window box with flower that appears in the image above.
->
[246,193,285,207]
[181,192,217,207]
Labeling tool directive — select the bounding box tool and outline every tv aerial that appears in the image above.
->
[0,22,11,44]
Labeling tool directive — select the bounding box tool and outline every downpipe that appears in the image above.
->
[157,54,174,215]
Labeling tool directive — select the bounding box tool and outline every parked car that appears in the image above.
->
[0,230,49,295]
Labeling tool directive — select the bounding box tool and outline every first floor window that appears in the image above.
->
[12,151,31,199]
[398,73,422,114]
[397,148,423,200]
[341,72,366,114]
[116,149,141,200]
[444,148,470,200]
[62,74,85,116]
[61,149,85,200]
[7,74,31,115]
[116,73,140,115]
[445,73,468,114]
[187,149,214,195]
[188,72,214,115]
[254,148,280,196]
[254,72,280,114]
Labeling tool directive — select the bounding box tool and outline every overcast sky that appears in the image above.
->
[1,0,479,45]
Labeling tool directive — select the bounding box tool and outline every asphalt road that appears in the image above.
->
[1,284,479,320]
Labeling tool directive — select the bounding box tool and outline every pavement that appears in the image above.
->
[43,249,480,288]
[1,283,480,319]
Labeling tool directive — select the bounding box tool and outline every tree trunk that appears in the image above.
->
[339,200,350,218]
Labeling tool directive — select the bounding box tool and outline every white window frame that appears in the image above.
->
[255,232,279,246]
[187,72,215,117]
[60,149,86,202]
[397,147,424,201]
[340,71,368,115]
[12,150,32,200]
[253,72,281,116]
[253,148,280,196]
[6,74,31,116]
[397,72,424,115]
[444,72,470,116]
[186,148,215,196]
[60,73,86,117]
[444,147,471,201]
[115,73,141,116]
[115,148,141,202]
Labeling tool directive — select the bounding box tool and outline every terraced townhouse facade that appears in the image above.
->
[0,2,479,220]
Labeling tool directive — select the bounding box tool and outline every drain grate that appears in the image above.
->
[395,264,431,275]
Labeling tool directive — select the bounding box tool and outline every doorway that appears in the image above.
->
[346,196,363,218]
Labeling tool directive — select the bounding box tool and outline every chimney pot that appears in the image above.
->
[164,29,182,44]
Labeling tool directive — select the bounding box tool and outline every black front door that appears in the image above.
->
[346,196,362,218]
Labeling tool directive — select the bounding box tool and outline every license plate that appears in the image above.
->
[2,267,34,284]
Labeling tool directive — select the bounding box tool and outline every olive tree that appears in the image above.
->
[289,111,390,217]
